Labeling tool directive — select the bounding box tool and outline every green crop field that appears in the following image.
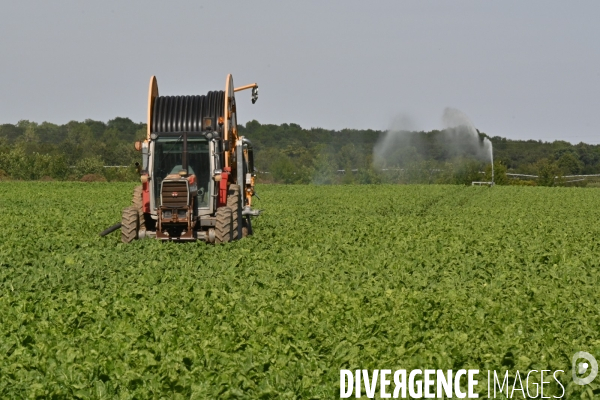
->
[1,182,600,399]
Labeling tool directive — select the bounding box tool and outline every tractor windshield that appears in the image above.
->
[153,137,211,208]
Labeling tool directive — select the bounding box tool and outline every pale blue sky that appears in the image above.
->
[1,1,598,143]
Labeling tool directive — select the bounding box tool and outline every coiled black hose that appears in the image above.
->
[151,91,225,133]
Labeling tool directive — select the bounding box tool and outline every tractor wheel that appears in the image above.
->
[227,185,241,240]
[215,206,233,244]
[132,185,145,230]
[121,206,139,243]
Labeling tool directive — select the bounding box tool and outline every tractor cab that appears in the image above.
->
[151,134,212,211]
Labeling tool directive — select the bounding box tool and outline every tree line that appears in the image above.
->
[1,118,598,186]
[0,118,143,181]
[241,121,600,186]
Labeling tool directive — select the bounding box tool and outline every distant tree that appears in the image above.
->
[556,152,582,174]
[271,155,296,184]
[312,151,336,185]
[107,117,141,141]
[485,161,508,185]
[536,158,560,186]
[255,147,282,173]
[451,160,482,185]
[0,123,24,141]
[336,143,362,170]
[75,156,104,178]
[48,154,69,179]
[356,166,382,184]
[84,119,108,139]
[36,122,66,143]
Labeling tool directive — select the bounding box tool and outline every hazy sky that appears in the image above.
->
[1,1,598,143]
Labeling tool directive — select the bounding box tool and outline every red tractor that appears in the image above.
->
[101,74,260,243]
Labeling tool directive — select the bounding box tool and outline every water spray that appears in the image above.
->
[373,108,496,186]
[491,141,494,185]
[483,136,494,186]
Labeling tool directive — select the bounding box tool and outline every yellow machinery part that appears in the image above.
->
[147,76,159,141]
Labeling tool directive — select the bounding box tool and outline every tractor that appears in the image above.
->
[101,74,260,243]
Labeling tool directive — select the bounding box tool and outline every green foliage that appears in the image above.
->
[557,152,583,174]
[312,152,337,185]
[271,155,310,184]
[485,161,509,185]
[102,166,139,182]
[0,118,142,182]
[509,179,537,186]
[0,147,29,179]
[241,121,600,185]
[48,155,70,180]
[448,160,483,185]
[2,118,600,186]
[536,158,561,187]
[1,183,599,397]
[74,156,104,178]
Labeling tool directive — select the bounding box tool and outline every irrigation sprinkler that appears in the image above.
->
[491,143,494,186]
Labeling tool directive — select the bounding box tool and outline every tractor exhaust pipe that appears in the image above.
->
[99,222,122,237]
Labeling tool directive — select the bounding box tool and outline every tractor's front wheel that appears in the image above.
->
[132,185,145,230]
[121,206,139,243]
[227,185,241,240]
[215,206,233,244]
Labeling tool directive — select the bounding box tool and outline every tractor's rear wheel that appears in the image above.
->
[215,206,233,244]
[132,185,145,230]
[227,185,241,240]
[121,206,139,243]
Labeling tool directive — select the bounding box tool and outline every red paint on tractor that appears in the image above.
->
[142,179,151,213]
[219,167,231,206]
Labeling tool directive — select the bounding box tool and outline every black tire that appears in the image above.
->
[121,206,139,243]
[132,185,145,230]
[227,185,241,240]
[215,206,233,244]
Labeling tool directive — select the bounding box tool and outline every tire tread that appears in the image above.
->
[121,206,139,243]
[215,207,232,244]
[227,185,241,240]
